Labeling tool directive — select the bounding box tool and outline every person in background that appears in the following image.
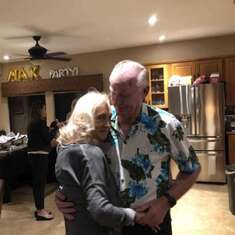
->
[0,161,5,217]
[56,91,145,235]
[27,102,55,220]
[66,98,78,121]
[47,119,62,183]
[49,119,60,139]
[0,129,7,215]
[0,130,6,136]
[49,119,64,181]
[55,60,201,235]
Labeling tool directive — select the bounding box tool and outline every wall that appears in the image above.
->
[0,84,10,132]
[0,63,2,77]
[1,34,235,131]
[45,92,55,127]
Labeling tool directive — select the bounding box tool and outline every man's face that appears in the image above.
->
[110,79,145,123]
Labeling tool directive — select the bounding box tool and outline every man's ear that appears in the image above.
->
[142,86,149,102]
[144,86,149,96]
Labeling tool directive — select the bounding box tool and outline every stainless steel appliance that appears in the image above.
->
[168,83,226,183]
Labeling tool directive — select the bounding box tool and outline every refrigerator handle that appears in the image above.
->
[186,86,190,114]
[179,86,183,115]
[195,86,200,135]
[191,86,196,135]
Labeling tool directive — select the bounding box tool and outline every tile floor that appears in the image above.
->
[0,183,234,235]
[171,183,235,235]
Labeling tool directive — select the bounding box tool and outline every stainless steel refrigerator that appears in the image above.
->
[168,83,226,183]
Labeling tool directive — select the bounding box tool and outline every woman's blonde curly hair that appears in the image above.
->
[57,91,110,145]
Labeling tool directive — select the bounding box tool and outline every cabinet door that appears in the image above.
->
[146,64,169,109]
[171,62,196,76]
[195,59,223,76]
[225,57,235,105]
[228,134,235,164]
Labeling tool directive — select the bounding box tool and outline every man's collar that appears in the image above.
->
[111,104,145,124]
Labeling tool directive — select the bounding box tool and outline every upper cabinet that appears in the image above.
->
[146,64,169,109]
[145,57,234,107]
[171,59,223,80]
[171,62,196,77]
[195,59,223,76]
[225,57,235,105]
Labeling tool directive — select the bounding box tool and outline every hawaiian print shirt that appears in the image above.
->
[107,103,200,208]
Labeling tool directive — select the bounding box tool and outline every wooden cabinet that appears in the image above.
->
[171,59,223,80]
[146,64,169,109]
[225,57,235,105]
[195,59,223,76]
[171,62,196,77]
[146,58,227,107]
[228,133,235,164]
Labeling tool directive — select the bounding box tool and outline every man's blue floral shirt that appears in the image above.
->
[107,104,200,208]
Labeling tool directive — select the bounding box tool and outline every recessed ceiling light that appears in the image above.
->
[148,15,158,26]
[3,55,10,61]
[159,35,166,42]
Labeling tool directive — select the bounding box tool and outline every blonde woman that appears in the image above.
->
[56,91,143,235]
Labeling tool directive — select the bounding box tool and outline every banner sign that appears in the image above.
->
[49,66,79,79]
[8,65,41,81]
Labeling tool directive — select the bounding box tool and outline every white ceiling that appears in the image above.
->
[0,0,235,62]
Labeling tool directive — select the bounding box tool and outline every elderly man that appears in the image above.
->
[56,60,201,235]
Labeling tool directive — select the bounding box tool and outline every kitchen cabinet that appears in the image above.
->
[146,64,169,109]
[227,133,235,164]
[225,57,235,105]
[171,62,196,77]
[147,58,227,106]
[195,59,223,76]
[171,59,223,80]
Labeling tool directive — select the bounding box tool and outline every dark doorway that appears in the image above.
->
[8,95,45,134]
[54,92,84,122]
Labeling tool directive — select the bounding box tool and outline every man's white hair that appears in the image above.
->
[109,60,148,89]
[57,91,110,145]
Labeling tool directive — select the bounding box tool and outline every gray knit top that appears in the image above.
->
[55,143,135,235]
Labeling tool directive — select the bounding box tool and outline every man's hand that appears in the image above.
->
[135,197,169,228]
[55,190,76,220]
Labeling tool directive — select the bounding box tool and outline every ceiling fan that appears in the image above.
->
[26,35,71,61]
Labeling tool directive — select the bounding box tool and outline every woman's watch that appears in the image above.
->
[163,192,176,208]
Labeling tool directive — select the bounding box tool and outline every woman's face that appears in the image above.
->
[93,103,111,142]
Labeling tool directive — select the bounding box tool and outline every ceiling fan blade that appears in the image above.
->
[28,57,45,60]
[46,52,67,56]
[45,56,72,61]
[5,35,35,40]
